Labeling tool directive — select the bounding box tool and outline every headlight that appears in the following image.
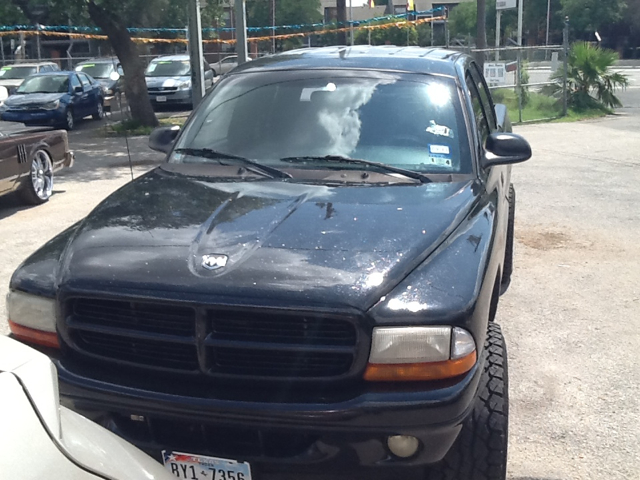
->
[178,81,191,90]
[364,326,476,382]
[7,290,59,348]
[42,100,60,110]
[106,88,114,95]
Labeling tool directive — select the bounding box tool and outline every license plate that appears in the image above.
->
[156,95,167,102]
[162,451,251,480]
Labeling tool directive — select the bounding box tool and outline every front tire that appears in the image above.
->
[426,323,509,480]
[93,101,105,120]
[19,149,54,205]
[62,108,74,131]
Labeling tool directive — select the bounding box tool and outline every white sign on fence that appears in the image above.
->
[496,0,517,10]
[484,62,507,86]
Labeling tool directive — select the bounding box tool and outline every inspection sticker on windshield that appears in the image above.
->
[429,144,450,155]
[427,144,452,167]
[163,451,252,480]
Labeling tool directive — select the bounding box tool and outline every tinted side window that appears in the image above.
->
[70,74,82,90]
[470,63,496,129]
[466,74,490,145]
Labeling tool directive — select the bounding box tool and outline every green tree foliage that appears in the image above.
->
[448,2,476,38]
[548,42,629,109]
[247,0,322,28]
[561,0,626,38]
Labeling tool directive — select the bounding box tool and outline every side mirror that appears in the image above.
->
[149,125,180,153]
[482,132,531,168]
[74,85,83,94]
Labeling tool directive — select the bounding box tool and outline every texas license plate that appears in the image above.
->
[156,95,167,102]
[162,451,251,480]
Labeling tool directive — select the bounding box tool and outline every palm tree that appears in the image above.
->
[551,42,629,110]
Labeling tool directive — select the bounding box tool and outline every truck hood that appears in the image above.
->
[58,167,480,311]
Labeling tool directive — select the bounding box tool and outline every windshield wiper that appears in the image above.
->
[175,148,291,179]
[279,155,431,183]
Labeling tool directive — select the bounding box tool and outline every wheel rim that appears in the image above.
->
[97,103,104,118]
[31,150,53,200]
[67,111,74,129]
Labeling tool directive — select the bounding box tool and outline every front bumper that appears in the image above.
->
[1,108,65,126]
[55,356,482,477]
[148,89,192,106]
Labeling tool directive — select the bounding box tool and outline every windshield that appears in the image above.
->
[16,75,69,94]
[76,63,114,79]
[173,71,471,175]
[0,66,37,80]
[146,60,190,77]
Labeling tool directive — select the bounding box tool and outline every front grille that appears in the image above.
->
[211,347,353,377]
[72,298,196,336]
[73,330,199,371]
[212,310,356,346]
[148,87,178,94]
[65,298,359,380]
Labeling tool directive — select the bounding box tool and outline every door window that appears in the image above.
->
[469,63,496,130]
[70,74,82,90]
[78,73,92,87]
[466,74,490,146]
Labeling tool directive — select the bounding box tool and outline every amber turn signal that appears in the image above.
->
[364,350,476,382]
[8,320,60,349]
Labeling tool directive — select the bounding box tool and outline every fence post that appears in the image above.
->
[562,16,569,117]
[516,49,522,123]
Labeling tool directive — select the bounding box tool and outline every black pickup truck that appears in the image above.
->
[7,47,531,480]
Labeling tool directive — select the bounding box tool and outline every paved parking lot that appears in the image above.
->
[1,92,639,479]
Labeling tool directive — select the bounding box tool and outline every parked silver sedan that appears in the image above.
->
[145,55,214,108]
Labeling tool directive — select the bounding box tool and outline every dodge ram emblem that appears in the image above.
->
[201,254,228,271]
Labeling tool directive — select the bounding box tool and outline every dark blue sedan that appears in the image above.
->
[0,71,104,130]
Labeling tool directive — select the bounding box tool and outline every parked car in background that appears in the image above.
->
[0,336,174,480]
[0,86,8,108]
[8,47,532,480]
[0,71,105,130]
[145,55,214,108]
[211,55,240,76]
[0,62,60,95]
[75,58,124,111]
[0,127,73,204]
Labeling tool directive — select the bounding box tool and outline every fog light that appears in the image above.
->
[387,435,420,458]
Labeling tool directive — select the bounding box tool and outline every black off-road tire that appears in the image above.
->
[500,185,516,295]
[426,323,509,480]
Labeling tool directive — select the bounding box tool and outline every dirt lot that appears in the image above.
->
[0,113,639,479]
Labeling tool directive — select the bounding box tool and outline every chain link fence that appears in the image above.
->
[470,44,570,124]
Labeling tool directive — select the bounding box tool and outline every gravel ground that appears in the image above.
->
[0,110,639,479]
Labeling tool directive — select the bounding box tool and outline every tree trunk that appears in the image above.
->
[337,0,347,45]
[87,1,158,127]
[476,0,487,66]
